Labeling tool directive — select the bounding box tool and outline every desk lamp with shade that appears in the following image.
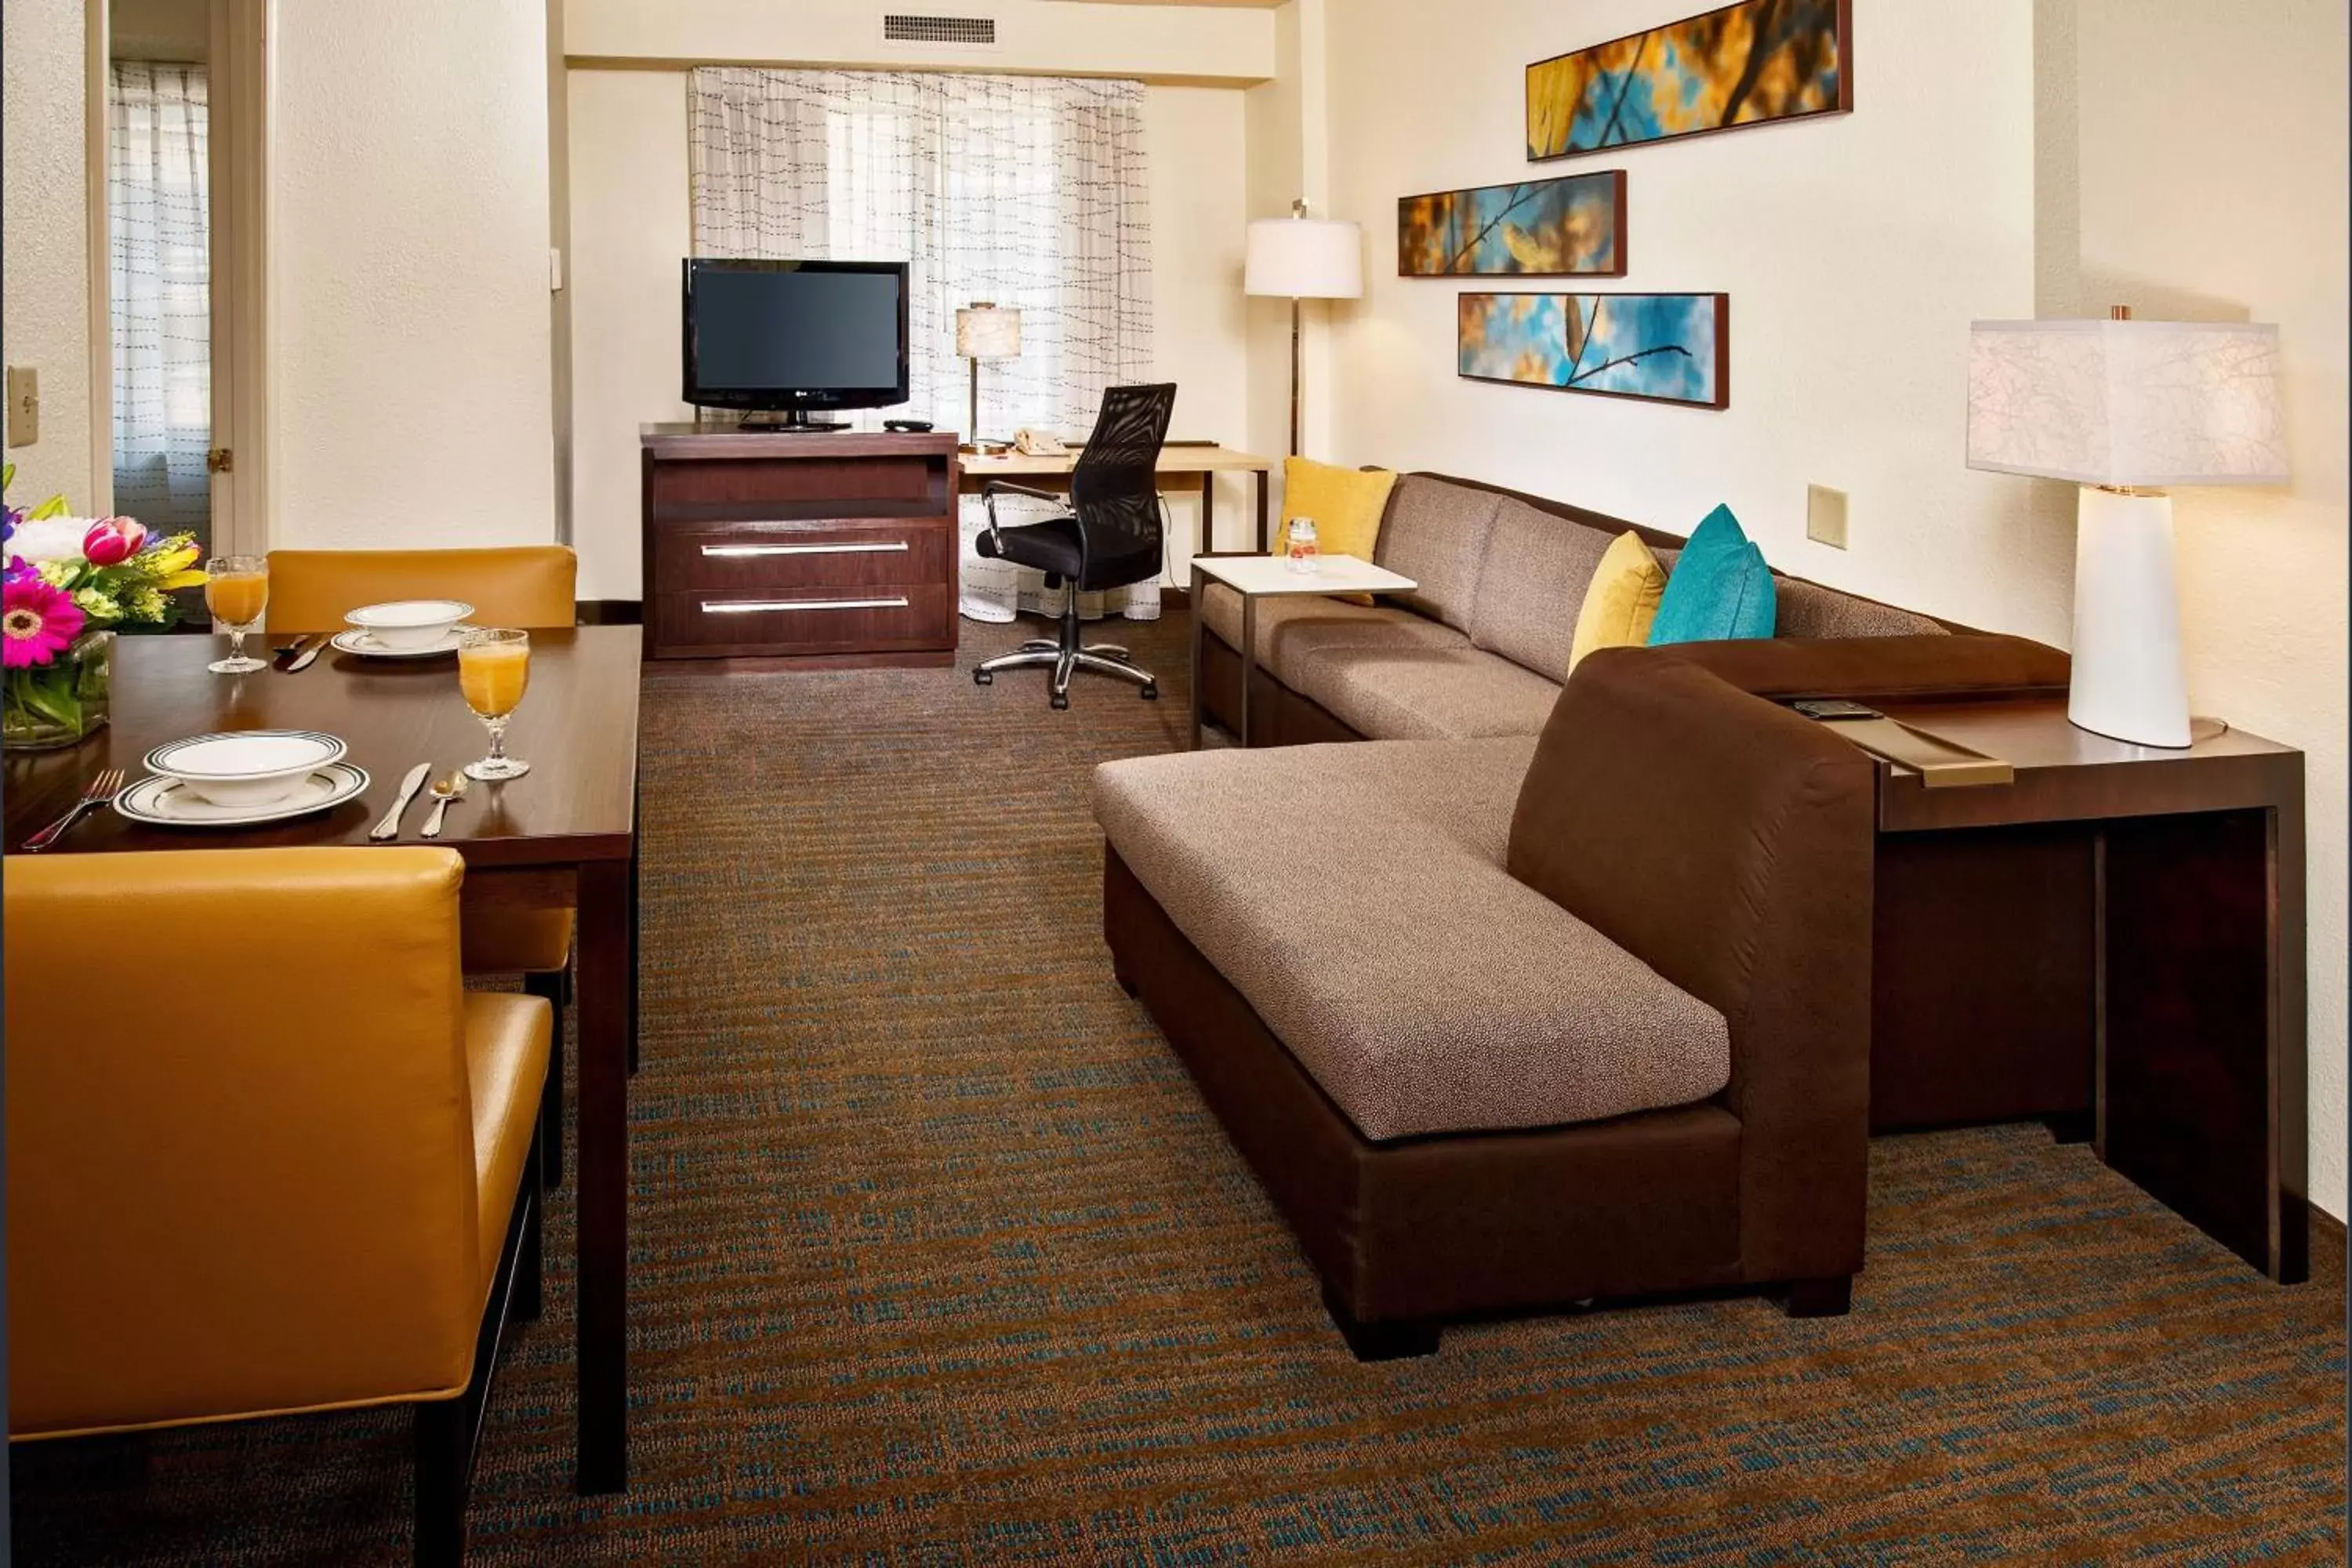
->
[1245,200,1363,457]
[955,302,1022,452]
[1965,307,2288,749]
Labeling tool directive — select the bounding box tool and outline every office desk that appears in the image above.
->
[960,444,1277,554]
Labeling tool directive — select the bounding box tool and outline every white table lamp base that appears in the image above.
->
[2069,485,2190,749]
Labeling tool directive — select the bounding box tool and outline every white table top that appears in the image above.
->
[1191,554,1417,597]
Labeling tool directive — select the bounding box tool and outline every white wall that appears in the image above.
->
[1322,0,2065,643]
[2057,0,2349,1220]
[2,0,96,512]
[272,0,555,549]
[564,67,1255,597]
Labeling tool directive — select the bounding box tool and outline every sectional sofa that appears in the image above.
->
[1093,474,2071,1358]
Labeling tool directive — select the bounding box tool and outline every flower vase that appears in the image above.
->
[3,628,114,751]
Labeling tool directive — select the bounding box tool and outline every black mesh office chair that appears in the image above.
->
[972,382,1176,710]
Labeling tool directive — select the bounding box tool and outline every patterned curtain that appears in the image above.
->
[688,68,1160,622]
[109,61,212,541]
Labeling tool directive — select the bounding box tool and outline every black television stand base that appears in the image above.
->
[735,412,848,432]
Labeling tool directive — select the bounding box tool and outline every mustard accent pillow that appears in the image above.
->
[1569,531,1668,672]
[1272,458,1396,563]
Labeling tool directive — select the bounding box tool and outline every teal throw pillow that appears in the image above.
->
[1648,504,1777,644]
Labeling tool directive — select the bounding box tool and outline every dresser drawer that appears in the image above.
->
[654,517,953,591]
[652,583,955,659]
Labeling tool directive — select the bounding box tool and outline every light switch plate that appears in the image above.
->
[1806,483,1848,550]
[5,365,38,448]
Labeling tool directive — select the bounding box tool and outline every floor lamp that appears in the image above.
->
[1245,200,1363,458]
[1966,308,2288,748]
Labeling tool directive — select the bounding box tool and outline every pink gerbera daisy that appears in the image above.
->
[2,576,84,668]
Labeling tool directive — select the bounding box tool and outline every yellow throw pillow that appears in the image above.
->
[1272,459,1396,604]
[1569,530,1668,672]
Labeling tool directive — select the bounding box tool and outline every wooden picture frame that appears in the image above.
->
[1396,172,1628,278]
[1457,292,1730,410]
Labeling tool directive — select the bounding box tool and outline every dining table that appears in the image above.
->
[2,626,642,1494]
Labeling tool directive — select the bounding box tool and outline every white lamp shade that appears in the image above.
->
[955,305,1023,360]
[1245,216,1363,300]
[1966,318,2288,488]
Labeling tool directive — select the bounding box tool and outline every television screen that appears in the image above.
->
[682,260,910,416]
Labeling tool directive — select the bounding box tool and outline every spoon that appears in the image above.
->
[420,771,469,838]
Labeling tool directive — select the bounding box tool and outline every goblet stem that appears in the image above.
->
[483,715,508,763]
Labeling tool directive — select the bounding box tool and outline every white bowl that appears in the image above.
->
[345,599,474,652]
[144,730,349,809]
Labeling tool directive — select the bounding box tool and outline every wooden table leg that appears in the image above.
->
[574,854,634,1491]
[1254,470,1269,555]
[1188,560,1203,751]
[1200,473,1215,555]
[1239,593,1255,749]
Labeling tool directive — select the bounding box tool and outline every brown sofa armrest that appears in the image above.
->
[1637,633,2070,703]
[1508,649,1877,1285]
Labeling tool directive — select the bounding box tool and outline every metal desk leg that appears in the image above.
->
[1200,473,1215,554]
[1239,593,1255,749]
[1254,470,1270,554]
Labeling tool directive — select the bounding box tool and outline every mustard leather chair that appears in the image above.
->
[6,848,550,1565]
[267,544,580,1181]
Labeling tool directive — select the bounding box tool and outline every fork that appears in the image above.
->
[23,768,126,851]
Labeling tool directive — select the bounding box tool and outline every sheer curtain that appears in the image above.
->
[109,60,212,541]
[688,68,1159,621]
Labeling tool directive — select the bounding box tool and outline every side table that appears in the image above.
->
[1188,554,1418,749]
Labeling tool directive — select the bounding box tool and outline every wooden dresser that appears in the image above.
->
[639,425,961,664]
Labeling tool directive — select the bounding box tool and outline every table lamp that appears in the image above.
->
[955,302,1022,452]
[1245,199,1363,457]
[1965,307,2287,748]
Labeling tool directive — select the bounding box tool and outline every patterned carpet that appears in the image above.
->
[14,608,2347,1565]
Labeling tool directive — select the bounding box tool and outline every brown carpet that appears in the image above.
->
[14,608,2347,1564]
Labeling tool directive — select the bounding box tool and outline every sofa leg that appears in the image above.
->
[1323,1288,1440,1362]
[1781,1275,1853,1319]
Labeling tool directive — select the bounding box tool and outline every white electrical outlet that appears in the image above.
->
[1806,483,1849,550]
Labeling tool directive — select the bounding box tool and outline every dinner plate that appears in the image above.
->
[331,627,466,659]
[114,762,372,828]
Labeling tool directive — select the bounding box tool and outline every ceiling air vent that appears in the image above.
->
[881,13,997,46]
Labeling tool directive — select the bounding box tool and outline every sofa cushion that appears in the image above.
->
[1198,581,1468,686]
[1371,477,1503,632]
[1649,504,1777,645]
[1273,459,1396,570]
[1290,643,1562,740]
[1467,499,1615,681]
[1094,738,1732,1142]
[1570,531,1671,673]
[1774,579,1949,639]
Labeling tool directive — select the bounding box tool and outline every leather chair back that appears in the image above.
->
[6,848,485,1437]
[266,546,577,633]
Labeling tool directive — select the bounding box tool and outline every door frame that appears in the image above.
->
[85,0,274,554]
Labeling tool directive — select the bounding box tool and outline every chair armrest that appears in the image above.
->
[979,480,1069,546]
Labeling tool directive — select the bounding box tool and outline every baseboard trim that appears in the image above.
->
[576,600,643,626]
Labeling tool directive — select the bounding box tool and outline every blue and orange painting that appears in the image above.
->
[1398,172,1624,277]
[1526,0,1849,162]
[1458,292,1728,408]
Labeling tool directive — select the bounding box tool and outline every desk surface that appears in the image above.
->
[963,443,1273,477]
[3,627,642,864]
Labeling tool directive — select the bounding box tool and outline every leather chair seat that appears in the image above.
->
[460,909,574,975]
[463,994,550,1294]
[978,515,1160,593]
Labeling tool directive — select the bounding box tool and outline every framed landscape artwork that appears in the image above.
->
[1458,292,1730,409]
[1397,172,1627,277]
[1526,0,1851,162]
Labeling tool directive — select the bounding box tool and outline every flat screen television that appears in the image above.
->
[681,259,911,429]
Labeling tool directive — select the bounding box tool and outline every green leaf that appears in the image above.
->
[27,495,71,521]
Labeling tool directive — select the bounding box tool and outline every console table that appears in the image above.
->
[1866,699,2307,1283]
[639,426,960,664]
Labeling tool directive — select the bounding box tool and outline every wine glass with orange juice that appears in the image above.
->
[458,626,532,781]
[203,555,270,673]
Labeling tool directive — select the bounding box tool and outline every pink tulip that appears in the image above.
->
[81,516,147,566]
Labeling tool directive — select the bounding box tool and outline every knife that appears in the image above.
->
[369,764,434,841]
[285,633,328,672]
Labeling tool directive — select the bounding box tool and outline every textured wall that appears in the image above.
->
[2,0,95,512]
[273,0,555,547]
[2060,0,2350,1221]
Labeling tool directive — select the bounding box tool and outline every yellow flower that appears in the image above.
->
[157,568,208,590]
[147,541,200,576]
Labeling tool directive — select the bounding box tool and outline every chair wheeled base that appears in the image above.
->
[974,587,1159,710]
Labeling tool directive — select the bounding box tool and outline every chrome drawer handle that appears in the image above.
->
[702,596,910,615]
[699,542,910,557]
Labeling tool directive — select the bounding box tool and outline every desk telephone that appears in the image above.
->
[1012,428,1070,458]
